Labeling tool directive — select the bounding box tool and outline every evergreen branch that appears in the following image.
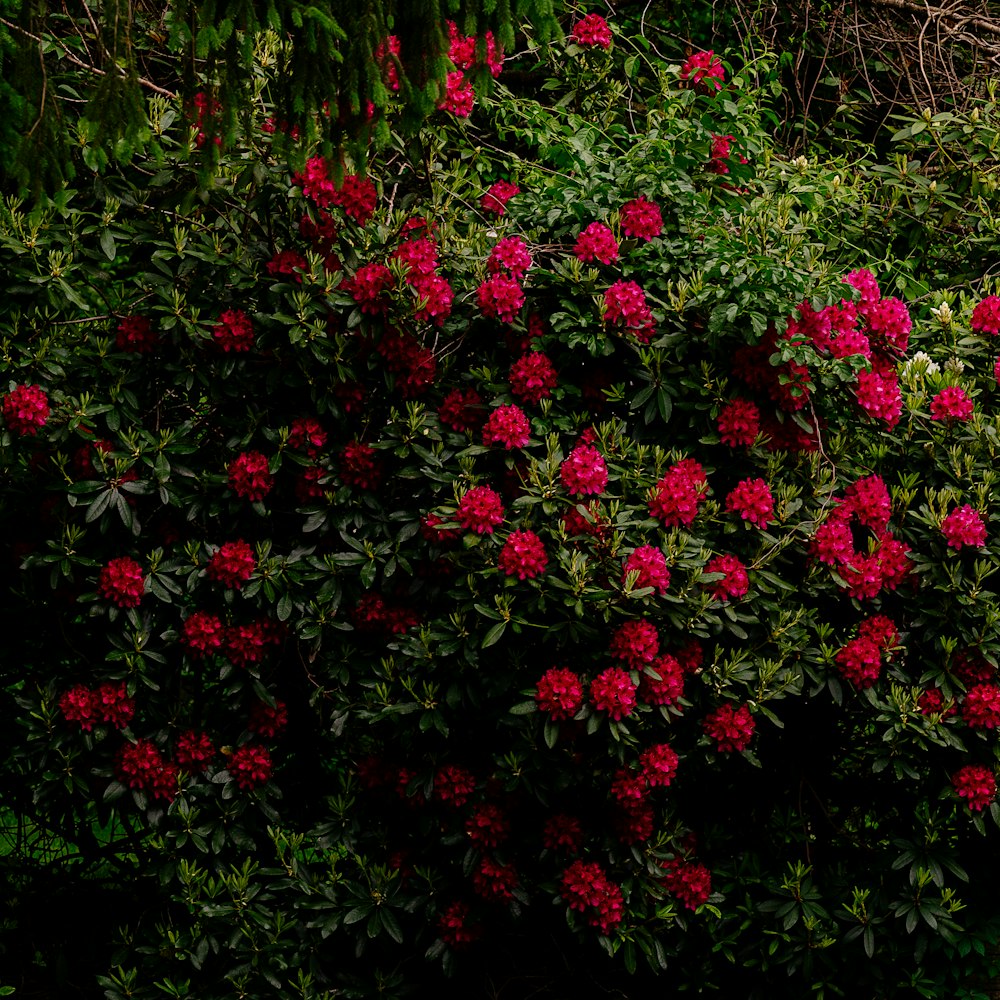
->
[0,16,177,98]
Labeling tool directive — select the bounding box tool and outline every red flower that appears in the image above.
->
[477,273,525,323]
[456,485,505,534]
[640,743,679,787]
[941,505,987,550]
[560,443,608,496]
[845,473,892,532]
[855,367,902,428]
[59,685,98,730]
[543,814,584,854]
[573,222,619,264]
[488,236,532,280]
[99,557,145,608]
[481,180,520,216]
[679,50,725,92]
[589,666,638,720]
[175,730,214,773]
[536,667,585,720]
[248,699,288,738]
[614,799,654,844]
[811,516,855,566]
[930,386,974,422]
[228,744,272,789]
[559,860,623,933]
[952,764,997,811]
[213,308,254,352]
[466,802,510,848]
[2,384,50,436]
[662,860,712,909]
[717,398,760,447]
[181,611,225,656]
[835,636,882,688]
[225,621,273,667]
[623,545,670,595]
[844,269,881,313]
[571,13,613,49]
[410,273,454,326]
[439,388,485,432]
[330,174,378,226]
[437,900,482,948]
[610,620,660,667]
[725,478,773,529]
[867,297,911,353]
[344,263,394,313]
[448,21,504,76]
[472,856,518,902]
[919,687,955,718]
[972,296,1000,335]
[435,764,476,807]
[340,441,384,489]
[206,540,256,588]
[266,249,308,280]
[498,529,548,579]
[620,197,663,241]
[703,554,749,601]
[648,460,708,526]
[117,739,178,801]
[116,315,158,353]
[703,703,755,751]
[288,417,327,457]
[228,450,273,501]
[603,279,655,341]
[509,352,557,405]
[439,71,475,117]
[638,654,685,707]
[482,404,531,449]
[962,684,1000,729]
[610,768,648,804]
[858,614,899,651]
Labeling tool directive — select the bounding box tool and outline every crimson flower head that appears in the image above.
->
[439,71,475,117]
[466,802,510,848]
[488,236,532,281]
[330,174,378,226]
[498,529,548,579]
[175,730,215,773]
[439,388,484,432]
[434,764,476,807]
[181,610,224,656]
[99,557,145,608]
[574,222,619,264]
[835,636,882,688]
[228,451,274,501]
[703,553,749,601]
[953,764,997,811]
[560,443,608,496]
[963,683,1000,729]
[116,315,158,353]
[117,739,178,801]
[662,860,712,909]
[571,13,613,49]
[228,744,272,790]
[472,856,518,902]
[206,540,256,588]
[679,50,725,91]
[543,814,584,854]
[213,308,254,352]
[3,384,50,436]
[509,352,557,405]
[456,485,505,534]
[610,619,660,667]
[620,197,663,241]
[703,702,755,752]
[248,699,288,738]
[344,263,393,313]
[623,545,670,595]
[288,417,327,457]
[856,367,903,424]
[725,478,774,529]
[340,441,384,490]
[717,398,760,447]
[971,296,1000,335]
[941,504,987,550]
[930,386,974,422]
[603,280,655,341]
[482,404,531,449]
[477,273,525,323]
[589,666,638,720]
[536,667,584,720]
[640,743,679,787]
[638,654,684,706]
[481,180,519,216]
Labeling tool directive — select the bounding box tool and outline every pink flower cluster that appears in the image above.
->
[610,619,659,668]
[604,279,655,341]
[623,545,670,595]
[725,477,774,528]
[638,654,685,707]
[560,443,608,496]
[213,308,255,352]
[206,540,256,588]
[648,459,708,526]
[941,504,987,550]
[560,859,623,933]
[228,744,272,789]
[679,50,725,92]
[509,351,557,405]
[116,315,158,353]
[535,667,585,720]
[574,222,619,264]
[456,485,505,534]
[498,529,548,579]
[620,197,663,241]
[478,273,525,323]
[297,158,377,225]
[482,404,530,449]
[481,180,519,216]
[717,398,760,447]
[228,451,273,501]
[930,386,974,422]
[702,703,755,751]
[3,383,50,436]
[952,764,997,811]
[834,614,899,688]
[571,14,613,49]
[489,236,532,281]
[99,556,145,608]
[60,682,134,730]
[117,739,179,801]
[703,554,749,601]
[662,859,713,909]
[972,295,1000,335]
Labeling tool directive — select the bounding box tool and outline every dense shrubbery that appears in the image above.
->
[3,12,1000,999]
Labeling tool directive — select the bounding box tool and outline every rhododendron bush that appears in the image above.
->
[4,16,1000,1000]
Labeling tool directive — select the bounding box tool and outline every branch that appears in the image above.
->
[0,16,176,99]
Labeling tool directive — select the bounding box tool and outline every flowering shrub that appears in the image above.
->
[4,13,1000,1000]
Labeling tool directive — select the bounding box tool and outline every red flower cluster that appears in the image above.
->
[228,744,272,789]
[536,667,585,720]
[623,545,670,595]
[60,682,134,730]
[638,654,685,706]
[472,856,518,903]
[648,459,708,526]
[941,504,987,550]
[3,384,50,436]
[680,50,725,91]
[456,485,505,534]
[116,315,158,353]
[228,450,273,501]
[377,329,437,396]
[972,296,1000,335]
[725,478,773,529]
[661,860,712,909]
[117,739,179,801]
[963,684,1000,729]
[213,308,254,352]
[702,702,755,751]
[99,556,145,608]
[930,386,974,422]
[181,610,224,656]
[439,71,475,117]
[466,802,510,848]
[560,443,608,496]
[717,398,760,447]
[952,764,997,811]
[488,236,532,280]
[339,441,384,490]
[509,352,557,405]
[610,619,660,667]
[437,900,481,949]
[439,388,484,431]
[206,540,256,588]
[703,554,749,601]
[835,636,882,688]
[844,268,881,310]
[495,528,546,579]
[867,297,912,353]
[478,273,525,323]
[543,813,584,854]
[247,700,288,738]
[265,249,308,281]
[571,13,613,49]
[640,743,679,787]
[561,860,623,933]
[175,730,214,773]
[481,180,519,216]
[854,365,903,428]
[448,21,504,77]
[590,666,638,719]
[482,404,531,449]
[288,417,326,457]
[603,279,655,341]
[574,222,619,264]
[344,263,394,314]
[620,197,663,241]
[351,593,420,636]
[435,764,477,807]
[224,619,282,667]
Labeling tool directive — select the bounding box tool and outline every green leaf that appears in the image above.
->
[481,620,507,648]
